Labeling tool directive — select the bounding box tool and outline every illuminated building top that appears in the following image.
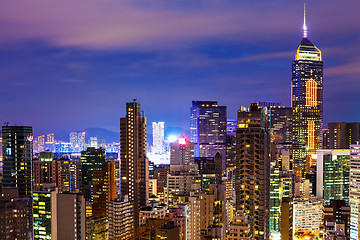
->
[295,4,322,61]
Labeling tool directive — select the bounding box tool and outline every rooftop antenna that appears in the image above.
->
[303,3,308,38]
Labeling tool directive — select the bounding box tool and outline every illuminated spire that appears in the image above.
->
[303,3,307,38]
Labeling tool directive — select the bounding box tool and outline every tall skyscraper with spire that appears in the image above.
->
[292,4,323,180]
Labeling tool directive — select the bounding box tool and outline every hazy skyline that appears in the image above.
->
[1,0,359,136]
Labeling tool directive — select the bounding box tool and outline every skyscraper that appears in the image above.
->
[152,122,165,154]
[292,6,323,180]
[235,103,270,239]
[120,101,148,229]
[190,101,226,170]
[2,125,33,198]
[170,137,194,165]
[349,143,360,240]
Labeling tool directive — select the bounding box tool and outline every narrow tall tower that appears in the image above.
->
[120,101,148,229]
[292,5,323,180]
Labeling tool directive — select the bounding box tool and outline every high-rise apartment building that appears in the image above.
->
[2,125,33,198]
[292,8,323,180]
[57,192,86,240]
[316,149,350,204]
[120,101,148,229]
[108,195,134,240]
[325,122,360,149]
[292,198,324,238]
[349,143,360,240]
[170,137,194,165]
[152,122,165,154]
[33,152,59,191]
[235,103,270,239]
[190,101,227,170]
[0,188,32,239]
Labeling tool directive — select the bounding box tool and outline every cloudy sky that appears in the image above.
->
[0,0,359,136]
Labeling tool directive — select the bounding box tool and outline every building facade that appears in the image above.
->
[190,101,227,170]
[316,149,350,204]
[349,143,360,240]
[120,101,148,229]
[235,103,270,239]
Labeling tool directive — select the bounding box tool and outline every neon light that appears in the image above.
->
[178,137,186,145]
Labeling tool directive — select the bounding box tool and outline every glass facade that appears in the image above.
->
[292,37,323,179]
[190,101,226,170]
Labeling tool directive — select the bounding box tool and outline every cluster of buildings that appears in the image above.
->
[1,9,360,240]
[33,131,120,156]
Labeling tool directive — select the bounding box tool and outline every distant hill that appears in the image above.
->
[54,127,119,143]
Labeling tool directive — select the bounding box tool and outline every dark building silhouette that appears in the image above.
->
[2,125,33,198]
[81,147,105,201]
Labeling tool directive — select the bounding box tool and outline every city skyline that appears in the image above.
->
[0,1,359,135]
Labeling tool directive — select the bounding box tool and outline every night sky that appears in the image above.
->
[1,0,359,137]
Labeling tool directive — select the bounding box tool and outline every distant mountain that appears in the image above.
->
[54,127,119,143]
[83,127,119,143]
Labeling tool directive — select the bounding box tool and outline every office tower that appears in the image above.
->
[57,192,86,240]
[190,101,227,170]
[269,106,293,145]
[120,101,148,229]
[33,184,58,240]
[226,209,252,240]
[326,122,360,149]
[108,195,134,240]
[316,149,350,204]
[70,131,86,153]
[292,7,323,180]
[292,198,324,238]
[0,188,32,239]
[349,143,360,240]
[2,125,33,198]
[152,122,165,154]
[92,161,116,218]
[33,152,59,191]
[235,103,270,239]
[81,147,105,201]
[58,158,81,193]
[170,137,194,165]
